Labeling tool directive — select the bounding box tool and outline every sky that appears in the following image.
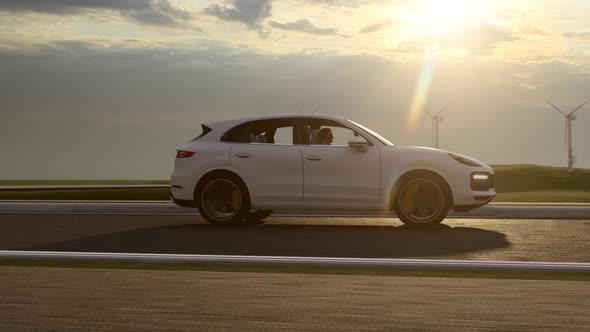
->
[1,0,590,179]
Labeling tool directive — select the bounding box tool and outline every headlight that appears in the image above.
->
[448,153,482,167]
[471,172,494,191]
[472,174,489,181]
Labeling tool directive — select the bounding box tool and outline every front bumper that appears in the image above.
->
[453,195,495,212]
[446,164,496,212]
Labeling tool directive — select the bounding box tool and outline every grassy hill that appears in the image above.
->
[1,165,589,202]
[491,164,590,202]
[2,164,588,193]
[492,164,590,193]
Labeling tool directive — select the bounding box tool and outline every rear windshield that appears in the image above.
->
[191,124,212,141]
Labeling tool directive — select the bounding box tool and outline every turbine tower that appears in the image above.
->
[546,98,590,173]
[427,104,448,149]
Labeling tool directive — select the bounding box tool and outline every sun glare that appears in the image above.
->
[401,0,490,37]
[401,0,491,140]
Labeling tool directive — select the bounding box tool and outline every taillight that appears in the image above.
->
[176,150,196,158]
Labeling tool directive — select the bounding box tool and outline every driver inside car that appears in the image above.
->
[318,127,334,145]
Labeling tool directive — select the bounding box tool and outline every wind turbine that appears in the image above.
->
[427,104,448,149]
[295,103,320,113]
[546,98,590,173]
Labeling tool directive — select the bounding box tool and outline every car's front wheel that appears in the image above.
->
[196,173,250,225]
[394,174,450,227]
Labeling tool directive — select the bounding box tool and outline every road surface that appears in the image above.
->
[0,266,588,331]
[0,214,589,262]
[1,206,589,331]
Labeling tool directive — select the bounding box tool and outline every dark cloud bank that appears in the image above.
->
[0,0,194,27]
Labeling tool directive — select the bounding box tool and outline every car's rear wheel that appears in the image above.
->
[242,210,273,225]
[394,174,450,227]
[196,174,250,225]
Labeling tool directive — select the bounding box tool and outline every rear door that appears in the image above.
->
[225,118,303,209]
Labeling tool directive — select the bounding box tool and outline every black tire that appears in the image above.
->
[242,210,273,225]
[394,173,450,227]
[196,173,250,225]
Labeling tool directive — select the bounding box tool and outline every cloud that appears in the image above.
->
[563,32,590,40]
[0,0,195,27]
[359,19,392,34]
[2,39,590,179]
[269,19,338,36]
[519,25,547,36]
[437,23,518,53]
[384,23,517,58]
[387,41,425,55]
[204,0,271,29]
[299,0,384,8]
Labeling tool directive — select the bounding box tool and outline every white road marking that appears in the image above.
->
[1,250,589,273]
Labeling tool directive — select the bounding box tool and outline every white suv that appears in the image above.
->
[171,114,495,227]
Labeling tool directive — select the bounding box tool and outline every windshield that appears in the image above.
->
[346,120,394,146]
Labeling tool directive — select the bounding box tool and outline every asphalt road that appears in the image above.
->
[1,209,589,331]
[1,214,589,262]
[0,266,588,331]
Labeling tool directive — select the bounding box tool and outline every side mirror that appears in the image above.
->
[348,136,368,150]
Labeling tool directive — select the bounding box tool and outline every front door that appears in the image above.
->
[300,118,381,209]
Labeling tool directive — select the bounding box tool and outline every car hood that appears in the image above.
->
[385,145,491,170]
[392,145,452,156]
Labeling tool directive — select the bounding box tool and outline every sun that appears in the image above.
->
[399,0,490,37]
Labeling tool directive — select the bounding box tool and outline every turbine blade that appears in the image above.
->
[569,97,590,115]
[312,104,320,114]
[436,103,450,117]
[546,100,566,116]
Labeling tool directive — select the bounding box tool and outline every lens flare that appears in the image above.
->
[404,57,435,140]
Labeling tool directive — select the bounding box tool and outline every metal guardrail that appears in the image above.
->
[1,251,589,273]
[0,185,169,191]
[2,202,590,219]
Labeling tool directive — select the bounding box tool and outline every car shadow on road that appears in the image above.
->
[27,223,511,258]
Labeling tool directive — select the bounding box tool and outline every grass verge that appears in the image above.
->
[1,260,588,281]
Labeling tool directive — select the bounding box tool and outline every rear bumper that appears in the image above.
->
[170,190,197,208]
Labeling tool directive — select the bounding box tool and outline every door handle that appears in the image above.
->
[235,153,252,158]
[306,156,322,161]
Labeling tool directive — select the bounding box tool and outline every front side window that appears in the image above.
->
[346,119,394,146]
[301,118,371,147]
[221,118,296,145]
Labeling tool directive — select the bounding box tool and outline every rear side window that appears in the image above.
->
[220,122,252,143]
[221,118,297,144]
[191,124,212,141]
